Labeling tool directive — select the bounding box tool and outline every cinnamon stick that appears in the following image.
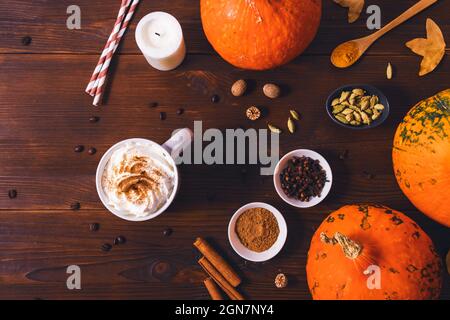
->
[194,237,241,287]
[203,277,224,300]
[198,256,244,300]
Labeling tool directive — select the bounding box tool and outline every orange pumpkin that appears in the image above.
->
[306,205,442,300]
[393,89,450,227]
[200,0,322,70]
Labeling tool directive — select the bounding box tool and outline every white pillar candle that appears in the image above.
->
[135,12,186,71]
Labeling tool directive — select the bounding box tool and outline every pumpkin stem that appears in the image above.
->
[320,232,363,260]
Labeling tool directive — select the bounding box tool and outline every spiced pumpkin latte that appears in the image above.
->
[101,141,175,217]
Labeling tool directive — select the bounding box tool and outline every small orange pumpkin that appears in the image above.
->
[393,89,450,227]
[200,0,322,70]
[306,205,442,300]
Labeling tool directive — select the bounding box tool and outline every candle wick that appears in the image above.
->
[155,32,161,37]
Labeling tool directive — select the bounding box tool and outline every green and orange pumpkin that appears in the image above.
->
[393,89,450,227]
[306,205,442,300]
[200,0,322,70]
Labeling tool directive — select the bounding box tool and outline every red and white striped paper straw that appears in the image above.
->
[92,0,140,106]
[86,0,130,95]
[86,0,140,106]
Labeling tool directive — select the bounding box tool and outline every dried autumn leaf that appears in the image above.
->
[406,18,446,76]
[333,0,365,23]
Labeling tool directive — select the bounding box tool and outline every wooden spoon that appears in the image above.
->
[331,0,438,68]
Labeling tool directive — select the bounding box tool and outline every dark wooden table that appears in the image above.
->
[0,0,448,300]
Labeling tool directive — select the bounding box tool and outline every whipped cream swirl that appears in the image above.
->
[102,141,176,217]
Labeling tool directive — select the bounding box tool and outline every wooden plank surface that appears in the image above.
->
[1,0,450,55]
[0,0,449,300]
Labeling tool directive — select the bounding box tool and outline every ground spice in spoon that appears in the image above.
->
[331,41,360,68]
[235,208,279,252]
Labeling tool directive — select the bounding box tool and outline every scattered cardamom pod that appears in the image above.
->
[342,108,353,115]
[386,63,393,80]
[289,110,300,120]
[370,95,378,108]
[345,113,354,122]
[374,104,385,111]
[335,114,349,124]
[349,93,357,106]
[332,104,345,114]
[372,111,381,120]
[353,112,361,122]
[268,124,282,134]
[287,117,295,134]
[360,98,370,110]
[339,91,351,102]
[360,111,370,124]
[352,88,365,96]
[331,98,340,106]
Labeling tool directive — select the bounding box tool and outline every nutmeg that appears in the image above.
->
[231,79,247,97]
[275,273,288,288]
[246,106,261,121]
[263,83,281,99]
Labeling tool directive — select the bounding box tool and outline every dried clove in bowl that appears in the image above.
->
[279,156,327,202]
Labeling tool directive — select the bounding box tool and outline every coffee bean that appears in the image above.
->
[89,223,100,232]
[88,147,97,155]
[176,108,184,115]
[101,243,112,252]
[74,145,84,153]
[8,189,17,199]
[114,235,126,245]
[21,36,32,46]
[89,116,100,123]
[211,94,220,103]
[163,228,173,237]
[70,202,81,210]
[160,112,166,120]
[149,102,158,108]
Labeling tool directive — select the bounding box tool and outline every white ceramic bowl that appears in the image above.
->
[228,202,287,262]
[273,149,333,208]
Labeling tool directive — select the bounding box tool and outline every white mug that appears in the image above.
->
[96,128,193,221]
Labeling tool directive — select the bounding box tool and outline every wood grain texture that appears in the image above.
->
[0,0,449,55]
[0,0,448,300]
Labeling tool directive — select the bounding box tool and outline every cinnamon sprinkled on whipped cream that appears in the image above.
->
[102,141,175,217]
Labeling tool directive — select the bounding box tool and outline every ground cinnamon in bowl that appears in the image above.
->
[235,207,280,252]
